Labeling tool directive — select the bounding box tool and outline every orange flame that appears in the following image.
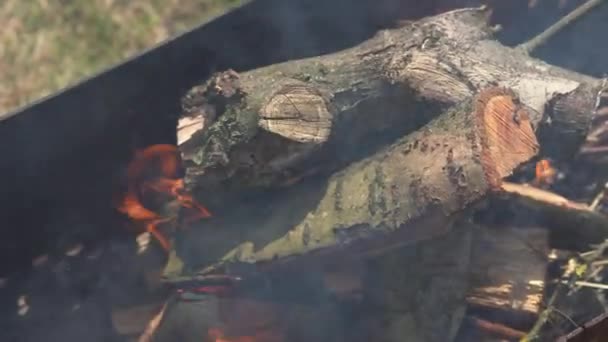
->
[534,159,557,187]
[117,144,211,251]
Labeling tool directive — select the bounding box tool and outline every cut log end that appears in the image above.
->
[475,87,540,188]
[259,84,333,144]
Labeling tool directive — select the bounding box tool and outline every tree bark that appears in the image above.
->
[174,87,538,275]
[177,7,600,195]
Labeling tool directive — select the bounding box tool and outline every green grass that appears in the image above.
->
[0,0,243,113]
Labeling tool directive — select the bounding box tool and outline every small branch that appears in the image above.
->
[589,182,607,211]
[560,280,608,290]
[523,251,603,341]
[500,182,592,212]
[518,0,606,54]
[499,182,608,250]
[552,307,580,332]
[138,302,168,342]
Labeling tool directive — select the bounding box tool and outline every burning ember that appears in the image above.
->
[534,158,557,187]
[116,144,211,251]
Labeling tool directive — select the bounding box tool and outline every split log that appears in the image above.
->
[177,7,601,195]
[363,222,474,342]
[176,87,538,275]
[363,223,548,342]
[466,225,548,327]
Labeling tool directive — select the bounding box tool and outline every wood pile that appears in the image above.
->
[130,4,608,342]
[5,2,608,342]
[128,4,608,342]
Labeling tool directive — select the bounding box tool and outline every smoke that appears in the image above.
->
[2,0,608,341]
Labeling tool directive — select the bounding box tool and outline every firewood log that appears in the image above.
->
[177,8,601,195]
[360,223,547,342]
[363,222,474,342]
[174,87,539,275]
[466,225,548,327]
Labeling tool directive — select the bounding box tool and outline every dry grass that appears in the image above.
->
[0,0,243,114]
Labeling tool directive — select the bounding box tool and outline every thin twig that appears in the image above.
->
[138,302,168,342]
[589,183,607,210]
[518,0,606,54]
[560,280,608,290]
[593,77,608,111]
[584,264,604,281]
[581,240,608,261]
[551,307,580,330]
[501,182,592,212]
[579,145,608,154]
[591,259,608,267]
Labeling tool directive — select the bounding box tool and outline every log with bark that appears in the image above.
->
[172,86,539,277]
[7,4,608,342]
[150,85,543,341]
[176,7,601,198]
[167,6,608,281]
[149,6,608,342]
